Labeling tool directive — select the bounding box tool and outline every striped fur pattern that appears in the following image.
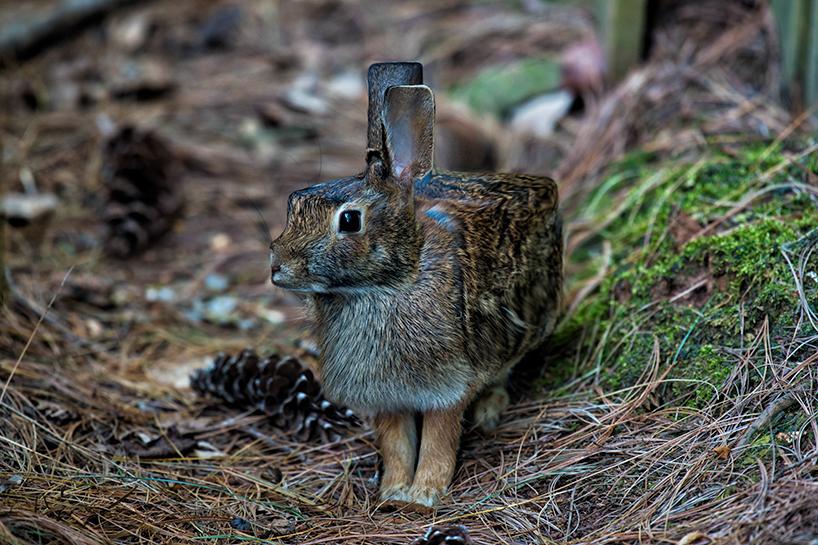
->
[270,169,562,415]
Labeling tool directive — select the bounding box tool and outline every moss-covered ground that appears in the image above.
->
[551,141,818,411]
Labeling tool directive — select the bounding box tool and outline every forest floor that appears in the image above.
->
[1,1,817,544]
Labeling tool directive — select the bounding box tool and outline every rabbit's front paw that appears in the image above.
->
[404,485,443,511]
[379,484,412,504]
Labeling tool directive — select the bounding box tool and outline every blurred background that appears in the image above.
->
[1,0,807,358]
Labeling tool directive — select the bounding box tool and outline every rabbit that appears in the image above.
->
[269,62,563,510]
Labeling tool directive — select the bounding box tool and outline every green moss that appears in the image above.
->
[684,344,730,407]
[449,57,562,118]
[553,141,818,408]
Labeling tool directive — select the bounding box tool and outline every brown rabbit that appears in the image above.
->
[269,62,563,509]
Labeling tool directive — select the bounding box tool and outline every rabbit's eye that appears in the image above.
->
[338,210,362,233]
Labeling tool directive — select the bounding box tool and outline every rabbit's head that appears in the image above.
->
[269,84,434,293]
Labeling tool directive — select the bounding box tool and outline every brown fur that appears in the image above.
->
[409,402,465,509]
[373,412,417,499]
[269,63,563,509]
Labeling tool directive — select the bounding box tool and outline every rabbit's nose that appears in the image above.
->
[270,262,282,281]
[270,252,283,283]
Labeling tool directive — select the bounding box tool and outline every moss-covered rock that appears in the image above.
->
[449,57,562,118]
[553,141,818,408]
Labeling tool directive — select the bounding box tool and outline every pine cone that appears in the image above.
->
[102,125,183,258]
[413,525,475,545]
[191,349,361,442]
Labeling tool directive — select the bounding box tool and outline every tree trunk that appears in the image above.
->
[596,0,648,84]
[771,0,818,113]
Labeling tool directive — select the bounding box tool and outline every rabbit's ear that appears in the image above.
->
[382,84,435,181]
[367,62,423,152]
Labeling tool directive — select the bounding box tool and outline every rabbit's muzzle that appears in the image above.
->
[269,243,298,289]
[270,259,312,291]
[269,252,301,290]
[269,262,283,285]
[269,240,330,293]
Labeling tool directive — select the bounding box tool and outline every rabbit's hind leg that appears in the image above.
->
[471,371,512,432]
[374,412,417,504]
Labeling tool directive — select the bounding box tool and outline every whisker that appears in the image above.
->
[314,137,324,181]
[252,204,274,248]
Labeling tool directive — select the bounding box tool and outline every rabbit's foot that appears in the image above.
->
[374,411,418,509]
[379,484,412,504]
[401,485,443,512]
[472,383,509,432]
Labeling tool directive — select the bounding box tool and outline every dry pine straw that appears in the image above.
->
[0,284,817,545]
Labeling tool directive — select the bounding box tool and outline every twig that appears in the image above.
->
[737,393,799,449]
[0,0,146,64]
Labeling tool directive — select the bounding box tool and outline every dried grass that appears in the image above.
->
[2,291,816,544]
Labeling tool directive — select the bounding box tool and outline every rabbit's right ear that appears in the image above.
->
[382,84,435,182]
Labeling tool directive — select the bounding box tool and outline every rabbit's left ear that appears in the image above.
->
[382,84,434,181]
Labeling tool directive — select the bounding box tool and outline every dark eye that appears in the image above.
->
[338,210,362,233]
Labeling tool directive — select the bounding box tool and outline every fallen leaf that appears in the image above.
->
[678,530,711,545]
[193,441,225,459]
[147,356,211,389]
[713,445,730,460]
